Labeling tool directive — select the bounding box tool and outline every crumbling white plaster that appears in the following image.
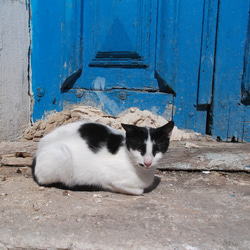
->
[0,0,30,141]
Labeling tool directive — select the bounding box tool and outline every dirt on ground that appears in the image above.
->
[0,166,250,250]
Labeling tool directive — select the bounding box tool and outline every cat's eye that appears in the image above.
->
[137,148,143,153]
[153,145,160,154]
[136,145,145,154]
[154,149,160,154]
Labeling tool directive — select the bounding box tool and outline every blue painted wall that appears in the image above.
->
[30,0,250,141]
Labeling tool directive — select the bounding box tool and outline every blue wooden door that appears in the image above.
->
[31,0,173,122]
[30,0,250,141]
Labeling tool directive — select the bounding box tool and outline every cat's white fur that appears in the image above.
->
[34,121,166,195]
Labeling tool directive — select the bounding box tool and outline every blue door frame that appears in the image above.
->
[30,0,250,142]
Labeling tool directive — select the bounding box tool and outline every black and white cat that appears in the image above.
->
[32,120,174,195]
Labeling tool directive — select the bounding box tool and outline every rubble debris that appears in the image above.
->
[23,106,206,142]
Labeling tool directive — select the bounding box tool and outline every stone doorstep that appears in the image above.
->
[0,141,249,172]
[159,141,250,172]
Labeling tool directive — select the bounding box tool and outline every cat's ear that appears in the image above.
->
[159,121,175,138]
[121,123,136,134]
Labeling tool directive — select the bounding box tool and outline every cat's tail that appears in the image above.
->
[31,156,39,184]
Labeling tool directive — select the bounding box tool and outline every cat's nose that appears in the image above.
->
[144,156,152,167]
[144,161,152,167]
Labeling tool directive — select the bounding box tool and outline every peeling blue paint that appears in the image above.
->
[30,0,250,141]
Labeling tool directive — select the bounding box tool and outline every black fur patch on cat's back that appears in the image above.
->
[78,123,124,154]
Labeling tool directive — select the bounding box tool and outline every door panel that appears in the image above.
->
[62,0,159,92]
[31,0,65,119]
[211,0,250,141]
[60,0,82,93]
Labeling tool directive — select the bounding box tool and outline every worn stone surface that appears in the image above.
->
[0,167,249,249]
[0,138,249,249]
[159,141,250,172]
[0,140,249,172]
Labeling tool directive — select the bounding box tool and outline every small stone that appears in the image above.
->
[76,218,82,222]
[63,190,70,196]
[0,175,6,181]
[202,171,211,174]
[185,142,200,149]
[130,107,136,113]
[93,194,102,198]
[32,203,40,211]
[33,137,41,142]
[16,168,22,174]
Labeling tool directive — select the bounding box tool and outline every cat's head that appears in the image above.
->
[122,121,174,170]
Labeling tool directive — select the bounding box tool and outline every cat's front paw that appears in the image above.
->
[109,183,144,195]
[125,188,144,196]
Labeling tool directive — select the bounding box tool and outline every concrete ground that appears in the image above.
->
[0,141,250,249]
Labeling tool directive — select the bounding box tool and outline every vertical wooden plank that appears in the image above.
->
[31,1,83,120]
[31,1,65,121]
[242,16,250,105]
[60,0,83,88]
[242,20,250,141]
[243,107,250,142]
[197,0,218,105]
[156,0,180,93]
[211,0,250,141]
[156,0,207,133]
